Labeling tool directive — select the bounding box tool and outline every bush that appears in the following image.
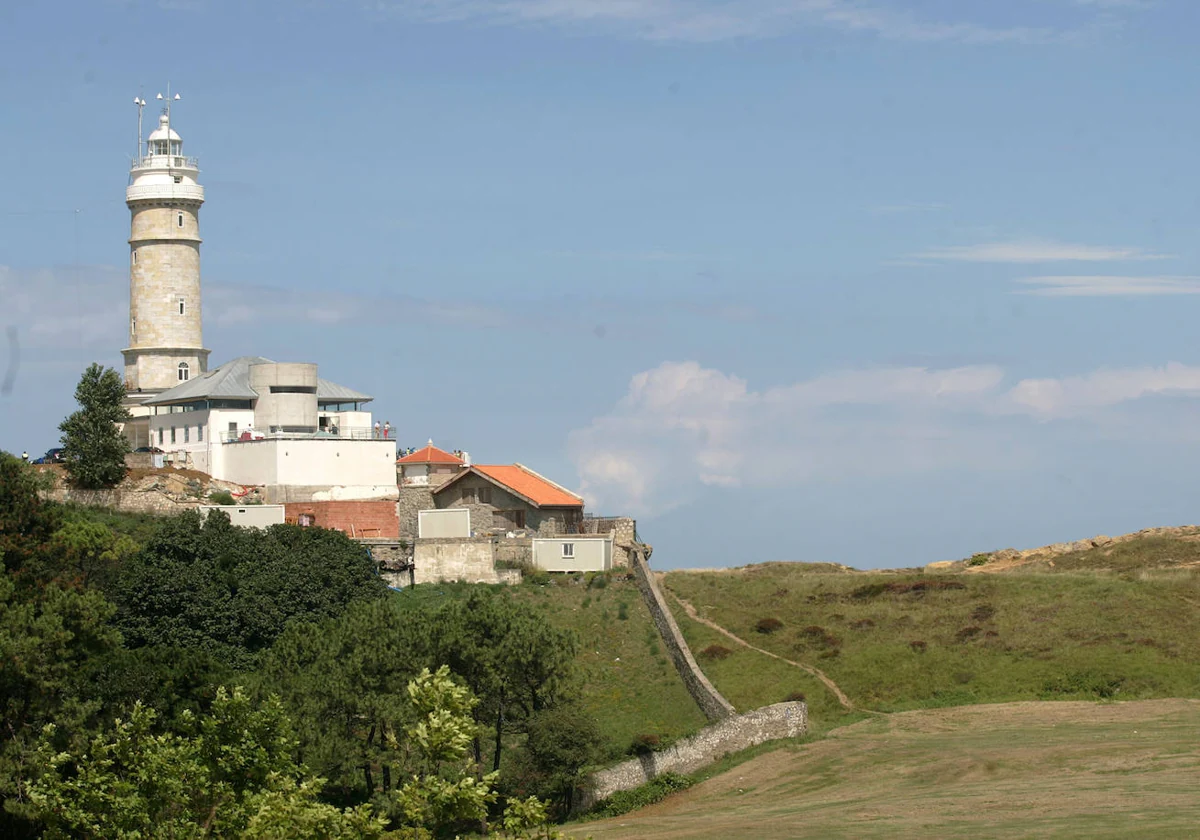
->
[700,644,733,660]
[586,572,609,590]
[784,691,807,702]
[971,604,996,622]
[966,553,991,567]
[956,626,982,642]
[617,602,629,621]
[909,640,928,653]
[629,733,661,755]
[755,617,784,634]
[585,773,692,820]
[207,490,235,506]
[850,618,876,629]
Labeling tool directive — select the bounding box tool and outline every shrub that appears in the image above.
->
[971,604,996,622]
[755,617,784,634]
[208,490,235,506]
[700,644,733,660]
[617,602,629,621]
[909,640,927,653]
[851,580,966,599]
[784,691,806,702]
[629,733,661,755]
[850,618,876,630]
[956,626,982,642]
[585,773,692,820]
[586,572,609,590]
[966,553,991,567]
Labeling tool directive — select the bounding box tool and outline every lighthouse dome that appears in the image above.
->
[147,114,182,143]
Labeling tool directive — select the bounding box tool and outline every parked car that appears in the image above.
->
[134,446,165,454]
[33,447,65,464]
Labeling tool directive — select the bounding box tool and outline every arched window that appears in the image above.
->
[178,362,189,382]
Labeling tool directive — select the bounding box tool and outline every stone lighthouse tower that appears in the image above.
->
[122,95,209,399]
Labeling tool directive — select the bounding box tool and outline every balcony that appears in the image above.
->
[131,154,199,170]
[222,426,394,444]
[126,183,205,203]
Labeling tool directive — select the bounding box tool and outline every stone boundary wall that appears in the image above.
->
[578,701,808,811]
[413,537,502,585]
[43,486,199,516]
[631,547,736,722]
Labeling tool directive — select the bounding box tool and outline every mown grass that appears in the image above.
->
[662,560,1200,713]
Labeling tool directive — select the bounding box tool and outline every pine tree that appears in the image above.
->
[58,363,131,489]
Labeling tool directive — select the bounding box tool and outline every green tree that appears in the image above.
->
[0,451,62,576]
[28,687,387,839]
[112,510,387,666]
[510,704,604,816]
[0,577,121,836]
[58,363,130,489]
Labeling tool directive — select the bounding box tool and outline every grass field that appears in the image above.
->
[661,560,1200,717]
[572,698,1200,839]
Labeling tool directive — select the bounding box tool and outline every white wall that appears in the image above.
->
[419,508,471,538]
[216,438,397,488]
[199,505,286,529]
[532,536,612,572]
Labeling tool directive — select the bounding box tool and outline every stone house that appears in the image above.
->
[432,463,584,536]
[397,441,464,487]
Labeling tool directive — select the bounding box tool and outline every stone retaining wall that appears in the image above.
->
[631,546,735,722]
[578,701,808,811]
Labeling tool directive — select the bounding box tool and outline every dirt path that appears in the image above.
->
[666,588,859,712]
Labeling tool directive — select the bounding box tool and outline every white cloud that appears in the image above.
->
[913,239,1167,264]
[571,359,1200,515]
[371,0,1112,44]
[1015,275,1200,296]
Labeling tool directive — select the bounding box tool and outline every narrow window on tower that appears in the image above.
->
[130,319,136,342]
[178,362,189,382]
[178,298,186,316]
[131,250,137,265]
[177,212,184,228]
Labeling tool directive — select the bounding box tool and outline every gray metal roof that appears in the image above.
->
[145,356,373,406]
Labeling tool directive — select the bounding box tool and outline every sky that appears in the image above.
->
[3,0,1200,570]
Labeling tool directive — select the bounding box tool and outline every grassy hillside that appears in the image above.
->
[661,555,1200,718]
[389,575,708,758]
[572,698,1200,839]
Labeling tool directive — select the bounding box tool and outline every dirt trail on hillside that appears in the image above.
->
[665,589,859,712]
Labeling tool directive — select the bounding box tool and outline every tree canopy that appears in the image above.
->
[58,363,130,489]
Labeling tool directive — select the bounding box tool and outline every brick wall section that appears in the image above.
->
[283,500,400,538]
[631,546,736,723]
[577,701,807,812]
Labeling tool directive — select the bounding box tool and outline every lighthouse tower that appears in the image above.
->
[122,97,209,398]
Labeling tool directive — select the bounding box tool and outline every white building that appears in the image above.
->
[118,95,396,503]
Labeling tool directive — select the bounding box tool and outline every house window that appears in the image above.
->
[562,543,575,559]
[178,362,189,381]
[170,426,176,444]
[157,428,163,445]
[173,176,182,184]
[478,487,492,505]
[495,510,526,530]
[183,426,190,443]
[178,298,186,316]
[197,425,203,442]
[177,212,184,228]
[462,487,476,504]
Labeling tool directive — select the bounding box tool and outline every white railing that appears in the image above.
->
[126,183,205,203]
[223,426,394,443]
[132,155,199,170]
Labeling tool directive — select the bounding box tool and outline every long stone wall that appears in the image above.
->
[578,701,808,811]
[631,546,736,722]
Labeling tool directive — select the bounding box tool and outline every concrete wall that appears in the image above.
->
[199,504,286,529]
[413,537,501,585]
[578,701,808,812]
[419,508,471,538]
[632,546,736,722]
[217,438,397,490]
[250,362,318,431]
[532,536,612,572]
[283,500,400,538]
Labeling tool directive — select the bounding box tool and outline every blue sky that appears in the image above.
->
[3,0,1200,569]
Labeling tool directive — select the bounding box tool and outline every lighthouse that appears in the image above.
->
[122,93,209,397]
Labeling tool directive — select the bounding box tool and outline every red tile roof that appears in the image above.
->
[397,443,464,465]
[464,464,583,508]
